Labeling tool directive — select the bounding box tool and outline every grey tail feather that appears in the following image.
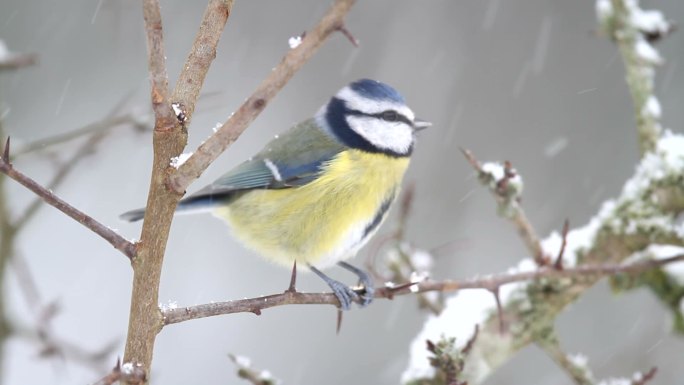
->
[120,208,146,222]
[119,194,228,223]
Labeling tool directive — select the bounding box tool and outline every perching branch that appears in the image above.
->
[161,252,684,325]
[122,2,358,383]
[0,138,136,259]
[168,0,358,194]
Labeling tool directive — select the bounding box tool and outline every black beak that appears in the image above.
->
[413,118,432,131]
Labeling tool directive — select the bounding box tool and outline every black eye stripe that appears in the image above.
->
[346,108,413,126]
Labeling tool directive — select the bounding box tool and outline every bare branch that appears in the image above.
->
[12,113,144,158]
[9,253,118,371]
[537,335,594,385]
[0,140,136,259]
[633,367,658,385]
[142,0,174,130]
[553,219,570,269]
[169,0,357,194]
[228,354,280,385]
[599,0,674,155]
[162,253,684,325]
[461,148,546,264]
[0,51,38,70]
[171,0,235,124]
[14,108,145,229]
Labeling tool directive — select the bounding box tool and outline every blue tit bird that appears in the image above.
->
[121,79,430,310]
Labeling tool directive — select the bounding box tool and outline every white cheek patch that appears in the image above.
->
[346,115,414,154]
[336,87,415,122]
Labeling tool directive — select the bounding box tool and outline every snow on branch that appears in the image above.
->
[402,131,684,384]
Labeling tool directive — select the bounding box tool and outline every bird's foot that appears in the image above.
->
[337,261,375,307]
[308,262,375,310]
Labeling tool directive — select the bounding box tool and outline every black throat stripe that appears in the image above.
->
[362,192,396,239]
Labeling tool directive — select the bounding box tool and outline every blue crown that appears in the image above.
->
[349,79,405,104]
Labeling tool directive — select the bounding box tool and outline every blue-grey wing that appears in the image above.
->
[179,119,343,208]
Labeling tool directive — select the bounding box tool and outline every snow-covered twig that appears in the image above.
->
[229,354,280,385]
[461,149,545,264]
[403,130,684,384]
[597,0,674,155]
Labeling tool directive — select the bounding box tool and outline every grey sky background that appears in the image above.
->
[1,1,683,384]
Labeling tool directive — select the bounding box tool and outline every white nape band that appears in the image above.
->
[263,159,283,182]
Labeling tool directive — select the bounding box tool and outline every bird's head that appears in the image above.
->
[317,79,430,157]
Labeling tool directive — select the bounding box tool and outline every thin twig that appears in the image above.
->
[554,219,570,270]
[14,107,143,229]
[171,0,235,125]
[0,52,38,70]
[10,252,118,371]
[0,138,136,259]
[633,367,658,385]
[537,335,594,385]
[461,148,546,264]
[12,114,143,158]
[91,359,122,385]
[162,253,684,325]
[169,0,357,194]
[603,0,669,155]
[142,0,174,130]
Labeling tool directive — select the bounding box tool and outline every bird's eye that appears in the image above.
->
[381,110,398,122]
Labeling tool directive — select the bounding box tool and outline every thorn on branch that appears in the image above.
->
[336,309,343,335]
[633,366,658,385]
[554,219,570,270]
[490,287,506,334]
[461,324,480,355]
[286,260,297,293]
[91,359,146,385]
[336,24,359,47]
[459,147,480,172]
[91,358,122,385]
[2,137,10,163]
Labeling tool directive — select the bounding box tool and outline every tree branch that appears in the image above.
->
[161,253,684,325]
[12,113,144,158]
[461,149,546,264]
[0,51,37,70]
[598,0,672,155]
[0,138,136,259]
[142,0,174,130]
[170,0,235,125]
[168,0,357,194]
[123,2,357,383]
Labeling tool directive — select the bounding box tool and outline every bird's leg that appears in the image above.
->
[309,264,359,311]
[337,261,375,307]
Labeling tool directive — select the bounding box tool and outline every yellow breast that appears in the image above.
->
[214,150,410,267]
